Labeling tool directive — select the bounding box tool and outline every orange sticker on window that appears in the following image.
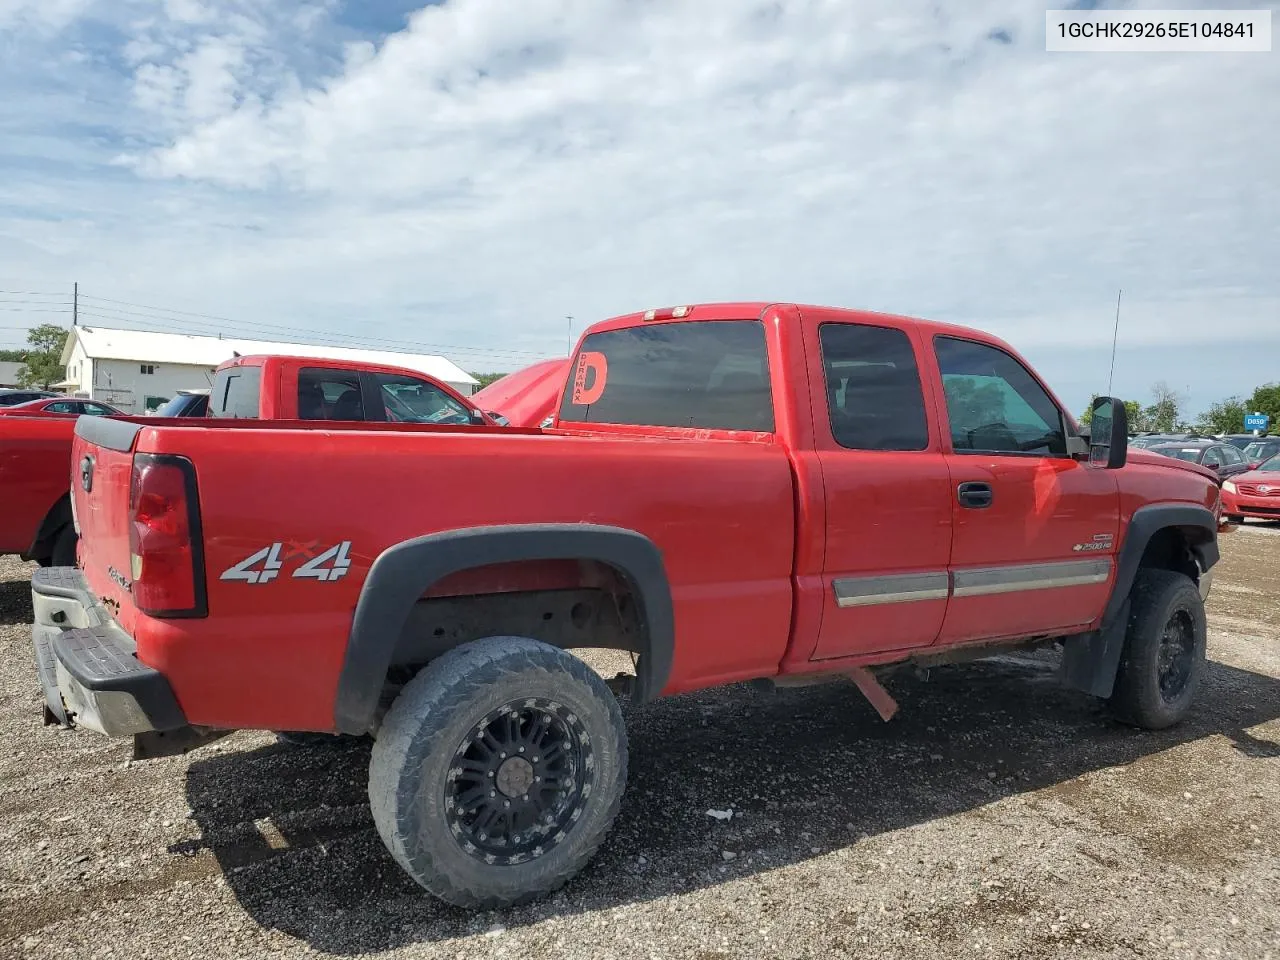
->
[571,351,607,405]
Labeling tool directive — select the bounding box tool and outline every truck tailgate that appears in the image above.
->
[71,419,142,637]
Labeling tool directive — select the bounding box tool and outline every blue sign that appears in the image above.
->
[1244,413,1271,431]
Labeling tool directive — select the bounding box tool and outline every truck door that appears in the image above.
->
[803,313,954,660]
[927,335,1120,645]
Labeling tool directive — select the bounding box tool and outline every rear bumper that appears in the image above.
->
[31,567,186,737]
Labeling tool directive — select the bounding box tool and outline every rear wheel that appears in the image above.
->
[1107,568,1207,729]
[369,636,627,909]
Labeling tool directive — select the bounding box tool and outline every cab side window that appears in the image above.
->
[1202,447,1223,469]
[298,368,365,421]
[819,323,929,451]
[1220,444,1243,465]
[373,374,472,424]
[935,337,1067,457]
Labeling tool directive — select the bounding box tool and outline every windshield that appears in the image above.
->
[1243,441,1277,459]
[1258,456,1280,473]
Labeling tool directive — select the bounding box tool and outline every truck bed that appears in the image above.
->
[72,416,798,731]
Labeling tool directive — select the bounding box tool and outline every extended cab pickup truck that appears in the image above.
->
[2,354,488,567]
[207,354,491,425]
[33,302,1224,909]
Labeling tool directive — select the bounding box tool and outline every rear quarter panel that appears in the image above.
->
[133,425,797,731]
[0,417,76,555]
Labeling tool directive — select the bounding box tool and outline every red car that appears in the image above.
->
[0,397,122,417]
[38,302,1222,909]
[1221,455,1280,522]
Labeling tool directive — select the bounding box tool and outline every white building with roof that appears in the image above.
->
[58,326,478,413]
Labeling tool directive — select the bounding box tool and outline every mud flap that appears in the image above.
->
[847,666,899,722]
[1059,598,1131,699]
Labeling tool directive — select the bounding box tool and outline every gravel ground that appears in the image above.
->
[0,527,1278,959]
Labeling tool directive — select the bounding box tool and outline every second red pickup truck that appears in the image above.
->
[34,302,1223,909]
[1,353,491,567]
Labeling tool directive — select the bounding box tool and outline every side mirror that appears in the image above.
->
[1088,396,1128,469]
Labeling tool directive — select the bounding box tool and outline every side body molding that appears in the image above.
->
[334,524,675,735]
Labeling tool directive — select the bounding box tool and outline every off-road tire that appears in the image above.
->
[369,636,627,909]
[50,525,78,567]
[1107,568,1207,730]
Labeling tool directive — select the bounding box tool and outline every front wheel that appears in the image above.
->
[1107,569,1207,730]
[369,637,628,909]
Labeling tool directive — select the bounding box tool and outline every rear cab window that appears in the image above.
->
[298,368,365,421]
[209,365,263,418]
[819,323,929,451]
[558,319,773,432]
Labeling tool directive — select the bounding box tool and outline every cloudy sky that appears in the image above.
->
[0,0,1276,415]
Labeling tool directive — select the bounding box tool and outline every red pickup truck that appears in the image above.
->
[1,354,488,566]
[33,302,1223,909]
[209,354,491,425]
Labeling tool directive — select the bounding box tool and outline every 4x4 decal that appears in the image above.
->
[220,541,353,584]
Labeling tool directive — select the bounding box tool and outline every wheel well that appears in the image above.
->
[1136,526,1201,583]
[336,524,675,737]
[387,559,645,680]
[23,494,72,564]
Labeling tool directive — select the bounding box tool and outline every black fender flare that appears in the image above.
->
[1061,503,1218,698]
[24,494,72,563]
[334,524,674,735]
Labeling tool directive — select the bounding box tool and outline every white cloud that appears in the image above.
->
[0,0,1277,409]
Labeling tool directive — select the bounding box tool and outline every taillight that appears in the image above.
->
[128,454,207,617]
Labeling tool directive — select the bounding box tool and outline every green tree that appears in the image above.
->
[1142,381,1184,434]
[16,323,69,388]
[1195,396,1246,435]
[1246,383,1280,430]
[1079,395,1143,431]
[0,349,25,362]
[470,372,504,390]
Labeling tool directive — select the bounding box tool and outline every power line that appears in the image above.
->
[76,291,556,360]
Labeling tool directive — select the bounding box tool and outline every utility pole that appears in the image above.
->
[72,281,78,327]
[566,316,574,356]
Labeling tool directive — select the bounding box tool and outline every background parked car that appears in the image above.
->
[1129,432,1204,449]
[1217,433,1264,450]
[470,357,570,428]
[0,396,121,417]
[1146,439,1252,481]
[0,388,59,407]
[1241,437,1280,466]
[154,389,210,417]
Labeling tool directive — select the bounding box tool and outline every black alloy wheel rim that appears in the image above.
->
[1157,609,1196,703]
[444,698,591,865]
